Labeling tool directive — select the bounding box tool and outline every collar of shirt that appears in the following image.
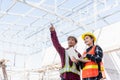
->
[86,46,94,52]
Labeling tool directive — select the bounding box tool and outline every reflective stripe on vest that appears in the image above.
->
[83,65,98,70]
[100,62,104,71]
[60,50,80,75]
[100,62,106,79]
[84,58,104,71]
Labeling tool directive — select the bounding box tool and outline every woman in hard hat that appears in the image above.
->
[72,32,105,80]
[81,32,104,80]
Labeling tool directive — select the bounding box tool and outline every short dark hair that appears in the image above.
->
[67,36,77,43]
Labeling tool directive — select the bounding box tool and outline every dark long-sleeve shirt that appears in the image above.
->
[50,30,81,80]
[86,45,103,63]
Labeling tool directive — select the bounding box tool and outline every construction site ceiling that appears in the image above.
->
[0,0,120,55]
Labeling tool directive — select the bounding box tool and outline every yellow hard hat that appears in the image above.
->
[81,32,96,42]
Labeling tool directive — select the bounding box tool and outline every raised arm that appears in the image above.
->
[50,24,64,54]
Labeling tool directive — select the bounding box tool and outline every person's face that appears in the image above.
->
[84,35,94,46]
[68,38,76,47]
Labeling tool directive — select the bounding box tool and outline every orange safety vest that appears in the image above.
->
[82,46,103,78]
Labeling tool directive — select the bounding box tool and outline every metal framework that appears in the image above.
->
[0,0,120,80]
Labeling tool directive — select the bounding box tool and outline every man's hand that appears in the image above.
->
[71,56,78,63]
[82,54,87,58]
[49,23,55,31]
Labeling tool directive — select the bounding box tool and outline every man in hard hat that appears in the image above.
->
[72,32,105,80]
[49,24,81,80]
